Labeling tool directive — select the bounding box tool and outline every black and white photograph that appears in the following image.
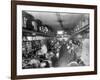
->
[11,1,97,79]
[22,11,90,69]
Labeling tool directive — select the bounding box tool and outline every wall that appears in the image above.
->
[0,0,99,80]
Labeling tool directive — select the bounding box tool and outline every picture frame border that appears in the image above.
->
[11,1,97,80]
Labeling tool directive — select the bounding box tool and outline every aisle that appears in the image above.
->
[57,44,77,67]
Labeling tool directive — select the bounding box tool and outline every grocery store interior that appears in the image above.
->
[22,11,89,69]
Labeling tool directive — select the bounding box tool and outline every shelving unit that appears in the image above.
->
[23,28,56,37]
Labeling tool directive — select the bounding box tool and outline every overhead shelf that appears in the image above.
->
[22,28,56,37]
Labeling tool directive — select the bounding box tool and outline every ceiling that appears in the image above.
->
[25,11,89,33]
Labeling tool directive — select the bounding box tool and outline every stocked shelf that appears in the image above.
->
[23,28,56,37]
